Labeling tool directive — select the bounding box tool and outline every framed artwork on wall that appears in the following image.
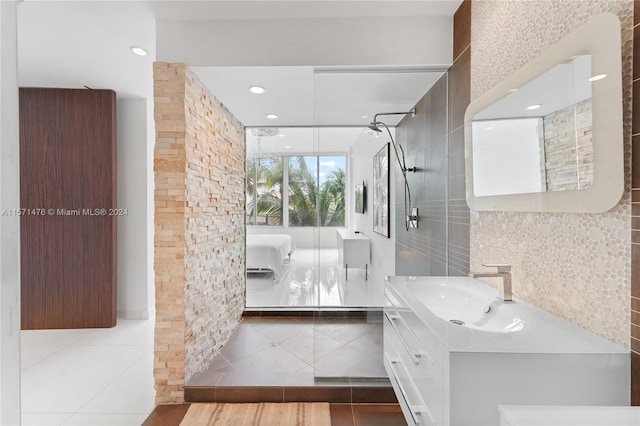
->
[373,143,390,238]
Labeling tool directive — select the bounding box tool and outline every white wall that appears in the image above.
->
[117,99,153,319]
[349,131,395,282]
[0,1,21,423]
[157,16,453,67]
[146,98,155,318]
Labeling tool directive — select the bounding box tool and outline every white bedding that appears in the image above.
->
[246,234,296,280]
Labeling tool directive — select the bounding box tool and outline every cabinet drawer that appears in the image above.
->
[385,288,445,368]
[384,350,436,426]
[385,314,445,425]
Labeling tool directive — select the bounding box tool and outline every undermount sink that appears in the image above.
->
[406,280,526,333]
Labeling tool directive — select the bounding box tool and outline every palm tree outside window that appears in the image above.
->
[246,155,346,227]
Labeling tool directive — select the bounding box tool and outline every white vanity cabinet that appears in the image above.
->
[384,287,447,426]
[384,276,629,426]
[336,229,370,280]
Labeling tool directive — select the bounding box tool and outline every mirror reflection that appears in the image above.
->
[471,54,594,197]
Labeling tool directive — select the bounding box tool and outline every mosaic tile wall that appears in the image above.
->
[629,0,640,404]
[470,0,633,346]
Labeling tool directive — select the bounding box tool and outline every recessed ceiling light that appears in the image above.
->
[249,85,266,94]
[284,145,292,149]
[278,134,286,137]
[589,74,607,82]
[526,104,542,110]
[266,114,278,119]
[130,46,148,57]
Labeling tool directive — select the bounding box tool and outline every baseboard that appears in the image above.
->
[118,306,155,320]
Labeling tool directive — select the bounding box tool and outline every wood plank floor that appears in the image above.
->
[142,403,407,426]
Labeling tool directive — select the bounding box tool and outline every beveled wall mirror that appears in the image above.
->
[464,12,623,213]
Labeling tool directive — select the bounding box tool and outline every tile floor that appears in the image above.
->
[246,249,385,308]
[187,315,386,388]
[20,319,155,426]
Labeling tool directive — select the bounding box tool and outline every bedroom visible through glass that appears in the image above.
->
[245,127,382,309]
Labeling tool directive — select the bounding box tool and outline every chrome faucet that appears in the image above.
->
[470,264,513,302]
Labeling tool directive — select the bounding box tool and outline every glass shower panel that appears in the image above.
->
[312,125,386,381]
[245,127,319,308]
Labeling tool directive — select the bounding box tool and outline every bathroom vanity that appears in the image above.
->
[383,276,629,426]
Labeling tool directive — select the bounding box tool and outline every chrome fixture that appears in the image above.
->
[470,263,513,302]
[367,109,418,231]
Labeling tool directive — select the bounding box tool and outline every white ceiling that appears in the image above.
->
[151,1,463,21]
[17,1,156,99]
[191,66,445,126]
[246,127,381,155]
[16,1,460,127]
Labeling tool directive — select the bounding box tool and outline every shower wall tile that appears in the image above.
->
[448,48,471,133]
[395,75,449,276]
[633,351,640,405]
[427,135,448,179]
[448,149,465,179]
[428,76,449,142]
[447,0,471,277]
[634,61,640,404]
[634,25,640,80]
[633,136,640,187]
[394,0,471,278]
[634,80,640,135]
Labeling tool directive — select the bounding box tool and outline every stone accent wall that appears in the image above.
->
[544,98,594,191]
[153,62,245,404]
[470,0,632,346]
[183,68,245,380]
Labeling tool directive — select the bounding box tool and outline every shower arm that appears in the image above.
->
[371,109,417,174]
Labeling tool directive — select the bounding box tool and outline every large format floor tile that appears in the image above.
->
[187,316,387,389]
[20,319,155,426]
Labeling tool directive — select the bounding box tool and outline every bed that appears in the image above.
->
[246,234,296,280]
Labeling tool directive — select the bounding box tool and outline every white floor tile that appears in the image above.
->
[21,319,156,424]
[21,345,65,371]
[71,320,154,347]
[21,344,150,413]
[246,248,385,308]
[62,413,148,426]
[21,413,73,426]
[21,328,100,347]
[78,349,154,415]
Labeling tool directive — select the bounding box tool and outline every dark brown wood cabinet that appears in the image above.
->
[20,88,117,329]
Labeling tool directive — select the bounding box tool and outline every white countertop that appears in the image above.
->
[386,275,629,354]
[499,405,640,426]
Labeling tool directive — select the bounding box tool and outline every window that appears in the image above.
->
[246,157,283,226]
[246,155,346,227]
